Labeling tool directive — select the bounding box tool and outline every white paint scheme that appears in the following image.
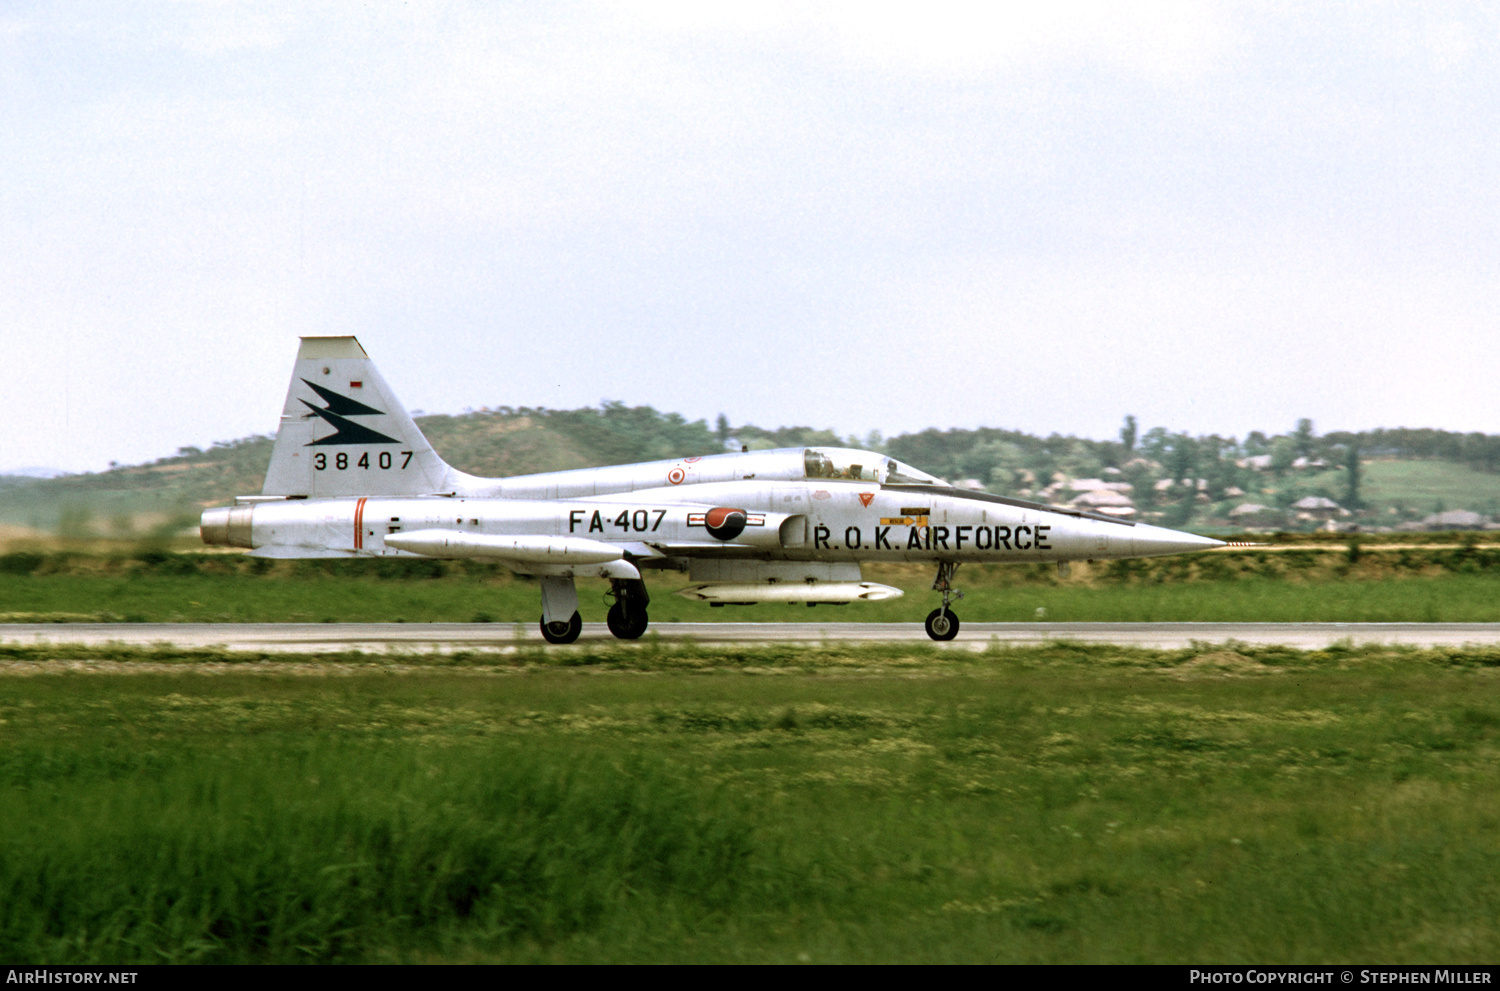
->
[202,337,1225,642]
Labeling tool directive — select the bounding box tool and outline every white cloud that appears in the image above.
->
[622,1,1232,80]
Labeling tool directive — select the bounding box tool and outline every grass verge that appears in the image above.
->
[1,645,1498,962]
[5,547,1500,623]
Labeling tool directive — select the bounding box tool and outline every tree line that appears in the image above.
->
[12,404,1500,517]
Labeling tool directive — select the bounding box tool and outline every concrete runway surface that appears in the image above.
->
[3,622,1500,653]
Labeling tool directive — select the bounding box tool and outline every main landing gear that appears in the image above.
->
[538,574,583,644]
[925,561,963,641]
[540,612,582,644]
[533,575,651,644]
[606,578,650,640]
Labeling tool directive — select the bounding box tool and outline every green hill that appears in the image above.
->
[1298,459,1500,518]
[0,404,837,536]
[5,406,1500,539]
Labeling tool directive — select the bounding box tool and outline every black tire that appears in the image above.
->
[539,611,582,644]
[606,601,649,640]
[925,607,960,641]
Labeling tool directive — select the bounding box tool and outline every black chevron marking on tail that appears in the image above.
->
[301,379,384,416]
[298,381,400,446]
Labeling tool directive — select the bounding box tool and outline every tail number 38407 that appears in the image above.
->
[313,451,413,471]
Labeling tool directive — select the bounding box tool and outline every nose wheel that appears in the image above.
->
[925,607,960,641]
[925,561,963,641]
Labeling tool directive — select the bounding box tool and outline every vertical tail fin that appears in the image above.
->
[261,337,456,497]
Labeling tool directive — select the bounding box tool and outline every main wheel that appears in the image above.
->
[925,607,960,641]
[606,601,649,639]
[539,611,582,644]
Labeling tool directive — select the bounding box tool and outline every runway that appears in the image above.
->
[3,621,1500,653]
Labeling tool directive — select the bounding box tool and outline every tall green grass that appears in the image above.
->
[0,741,757,963]
[2,658,1500,963]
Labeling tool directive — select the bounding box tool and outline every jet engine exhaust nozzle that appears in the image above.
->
[200,506,254,548]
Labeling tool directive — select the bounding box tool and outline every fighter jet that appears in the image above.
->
[201,337,1224,642]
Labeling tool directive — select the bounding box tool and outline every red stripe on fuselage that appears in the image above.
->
[354,497,366,550]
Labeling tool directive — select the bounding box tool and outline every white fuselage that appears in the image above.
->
[207,453,1216,571]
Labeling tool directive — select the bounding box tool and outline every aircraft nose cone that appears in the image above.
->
[1130,524,1226,558]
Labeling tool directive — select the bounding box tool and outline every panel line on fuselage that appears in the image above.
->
[879,483,1137,528]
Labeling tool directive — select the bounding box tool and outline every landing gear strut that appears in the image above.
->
[925,561,963,641]
[606,578,650,640]
[538,575,582,644]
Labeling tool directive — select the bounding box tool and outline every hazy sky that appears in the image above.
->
[5,2,1500,473]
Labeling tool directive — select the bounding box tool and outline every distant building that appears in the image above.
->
[1291,496,1346,521]
[1419,509,1488,530]
[1070,478,1133,493]
[1070,490,1136,517]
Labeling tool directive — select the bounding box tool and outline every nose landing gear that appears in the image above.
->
[925,561,963,641]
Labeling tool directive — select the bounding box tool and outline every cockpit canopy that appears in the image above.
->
[802,448,945,486]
